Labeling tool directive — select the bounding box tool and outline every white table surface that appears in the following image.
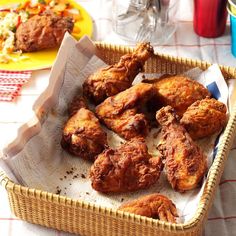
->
[1,0,236,235]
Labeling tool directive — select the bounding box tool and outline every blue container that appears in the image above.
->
[228,3,236,57]
[230,15,236,57]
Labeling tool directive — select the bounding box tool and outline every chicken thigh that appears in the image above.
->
[61,96,107,161]
[90,138,163,193]
[144,75,211,117]
[180,98,227,140]
[16,11,73,52]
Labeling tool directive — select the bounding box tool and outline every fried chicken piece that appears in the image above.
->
[83,43,154,104]
[118,193,178,223]
[90,138,163,193]
[95,83,154,140]
[144,75,211,117]
[180,98,227,140]
[156,106,207,192]
[61,97,107,161]
[68,95,88,117]
[15,11,74,52]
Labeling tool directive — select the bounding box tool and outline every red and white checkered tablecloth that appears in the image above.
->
[0,0,236,235]
[0,71,32,101]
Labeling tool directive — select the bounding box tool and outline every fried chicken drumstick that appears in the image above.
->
[90,138,163,193]
[180,98,227,140]
[118,193,178,223]
[144,75,211,117]
[61,96,107,161]
[95,83,154,140]
[83,43,154,104]
[156,106,207,192]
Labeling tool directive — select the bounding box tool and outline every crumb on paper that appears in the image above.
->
[56,186,61,195]
[66,170,74,175]
[72,174,79,179]
[81,173,86,179]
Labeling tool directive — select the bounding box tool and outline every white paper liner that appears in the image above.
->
[0,34,230,224]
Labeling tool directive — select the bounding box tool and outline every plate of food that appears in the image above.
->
[0,0,93,71]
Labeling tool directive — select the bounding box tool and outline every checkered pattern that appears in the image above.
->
[0,71,32,101]
[0,0,236,235]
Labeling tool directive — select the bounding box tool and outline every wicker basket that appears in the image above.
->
[1,43,236,236]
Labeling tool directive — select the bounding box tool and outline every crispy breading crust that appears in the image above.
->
[118,193,178,223]
[61,97,107,161]
[83,43,154,104]
[95,83,154,140]
[90,138,163,193]
[156,106,207,192]
[16,12,74,52]
[144,75,211,116]
[180,98,227,139]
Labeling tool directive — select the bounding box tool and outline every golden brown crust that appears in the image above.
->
[156,106,207,192]
[90,138,163,193]
[16,12,74,52]
[144,75,211,117]
[118,193,178,223]
[95,83,154,140]
[68,96,88,117]
[83,43,154,104]
[180,98,227,140]
[61,106,107,161]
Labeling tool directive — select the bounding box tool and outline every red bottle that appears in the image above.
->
[193,0,228,38]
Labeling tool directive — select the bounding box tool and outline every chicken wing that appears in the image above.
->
[144,75,211,116]
[180,98,227,140]
[95,83,154,140]
[118,193,178,223]
[90,138,163,193]
[83,43,154,104]
[156,106,207,192]
[61,97,107,161]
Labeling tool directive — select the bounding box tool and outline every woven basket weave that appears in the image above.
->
[1,43,236,236]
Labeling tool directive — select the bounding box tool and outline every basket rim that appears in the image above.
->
[94,42,236,79]
[1,42,236,233]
